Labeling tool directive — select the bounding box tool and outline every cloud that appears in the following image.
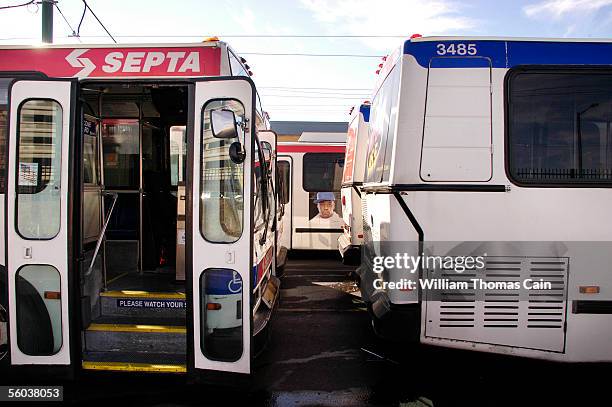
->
[524,0,612,19]
[299,0,474,50]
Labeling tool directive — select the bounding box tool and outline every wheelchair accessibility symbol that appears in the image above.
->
[228,271,242,293]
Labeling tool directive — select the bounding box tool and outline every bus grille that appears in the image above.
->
[424,256,568,353]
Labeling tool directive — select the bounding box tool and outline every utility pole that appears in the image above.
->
[41,0,54,43]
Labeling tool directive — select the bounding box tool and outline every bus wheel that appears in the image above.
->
[15,276,54,356]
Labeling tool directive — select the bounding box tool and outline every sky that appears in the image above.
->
[1,0,612,122]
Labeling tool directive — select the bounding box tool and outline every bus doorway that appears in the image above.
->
[79,82,191,372]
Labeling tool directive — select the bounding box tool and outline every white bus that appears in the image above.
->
[358,36,612,362]
[277,134,346,251]
[0,40,281,378]
[338,103,370,264]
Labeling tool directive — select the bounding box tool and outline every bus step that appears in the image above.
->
[99,290,186,318]
[82,351,186,374]
[85,322,186,353]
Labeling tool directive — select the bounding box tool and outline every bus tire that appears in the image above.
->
[15,275,54,356]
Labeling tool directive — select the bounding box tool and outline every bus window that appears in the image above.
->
[102,119,139,189]
[16,99,63,239]
[253,140,265,230]
[508,70,612,185]
[0,78,11,192]
[302,153,344,192]
[277,160,290,204]
[170,125,186,186]
[229,51,248,77]
[16,265,62,355]
[83,116,99,185]
[200,99,245,243]
[200,269,243,362]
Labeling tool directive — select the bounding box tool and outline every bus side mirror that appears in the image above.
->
[210,109,239,139]
[229,141,246,164]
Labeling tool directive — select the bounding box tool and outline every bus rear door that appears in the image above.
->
[6,79,78,369]
[189,77,255,375]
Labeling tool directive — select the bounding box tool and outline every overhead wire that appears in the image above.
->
[260,90,370,96]
[76,0,87,37]
[241,52,381,58]
[0,0,35,10]
[68,34,411,38]
[261,94,368,99]
[259,86,371,91]
[54,2,80,41]
[81,0,116,43]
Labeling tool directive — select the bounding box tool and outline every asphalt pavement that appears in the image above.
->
[32,252,612,406]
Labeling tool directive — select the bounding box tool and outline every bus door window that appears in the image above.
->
[16,265,62,355]
[200,269,243,362]
[101,119,140,243]
[16,99,63,239]
[200,99,245,243]
[82,115,102,245]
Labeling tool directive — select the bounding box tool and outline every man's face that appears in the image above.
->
[317,200,335,219]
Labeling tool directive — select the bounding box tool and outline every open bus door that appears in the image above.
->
[188,77,256,376]
[5,79,78,372]
[276,154,292,251]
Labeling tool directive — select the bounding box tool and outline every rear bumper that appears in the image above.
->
[355,263,420,342]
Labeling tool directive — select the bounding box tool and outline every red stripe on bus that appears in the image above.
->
[0,46,221,78]
[277,145,345,153]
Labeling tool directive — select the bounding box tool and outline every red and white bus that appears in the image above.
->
[277,134,346,251]
[0,39,281,379]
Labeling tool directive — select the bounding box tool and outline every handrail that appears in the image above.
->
[86,191,118,280]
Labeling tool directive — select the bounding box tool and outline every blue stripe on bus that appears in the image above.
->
[359,104,371,122]
[404,40,612,68]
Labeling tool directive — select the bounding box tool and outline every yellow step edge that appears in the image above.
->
[87,323,186,334]
[82,361,186,374]
[100,290,186,300]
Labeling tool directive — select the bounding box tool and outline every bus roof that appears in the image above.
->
[403,36,612,68]
[0,41,225,78]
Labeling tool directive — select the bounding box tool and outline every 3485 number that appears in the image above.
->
[436,43,477,56]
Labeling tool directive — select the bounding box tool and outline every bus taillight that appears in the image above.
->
[44,291,61,300]
[207,303,222,310]
[579,286,600,294]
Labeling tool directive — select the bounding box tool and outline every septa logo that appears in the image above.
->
[66,49,96,78]
[65,48,203,77]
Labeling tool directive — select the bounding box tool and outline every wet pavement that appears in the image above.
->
[12,253,612,406]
